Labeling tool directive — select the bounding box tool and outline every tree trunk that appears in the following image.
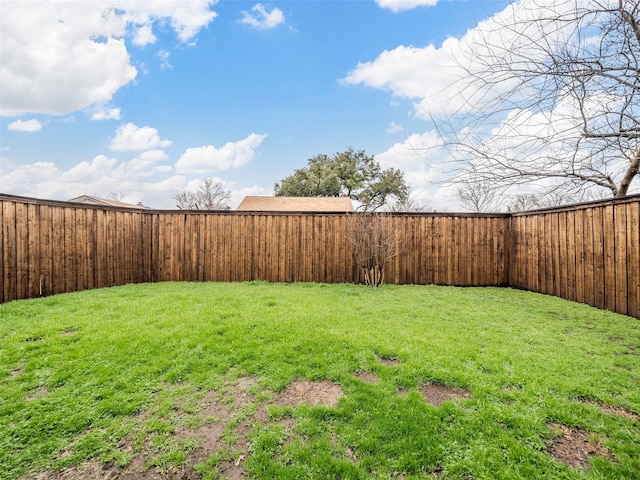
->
[616,149,640,198]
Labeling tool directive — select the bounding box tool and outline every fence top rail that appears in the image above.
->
[0,193,509,217]
[510,193,640,216]
[2,192,637,217]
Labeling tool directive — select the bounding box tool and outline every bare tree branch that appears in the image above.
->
[345,212,399,287]
[430,0,639,200]
[173,178,231,210]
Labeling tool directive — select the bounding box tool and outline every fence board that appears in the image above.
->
[583,208,596,307]
[565,211,577,302]
[603,206,616,312]
[614,204,628,316]
[593,206,606,309]
[40,204,53,297]
[627,202,640,319]
[15,202,28,300]
[574,209,585,304]
[3,201,16,302]
[26,204,40,298]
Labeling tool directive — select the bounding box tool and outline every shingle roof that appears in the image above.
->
[236,196,354,212]
[67,195,148,209]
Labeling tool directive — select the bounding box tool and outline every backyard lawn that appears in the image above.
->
[1,282,639,479]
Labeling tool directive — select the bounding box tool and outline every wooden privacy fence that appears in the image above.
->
[1,193,639,319]
[510,195,640,319]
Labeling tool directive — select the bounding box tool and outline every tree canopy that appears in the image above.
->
[274,148,408,211]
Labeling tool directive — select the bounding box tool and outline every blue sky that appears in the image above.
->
[0,0,515,209]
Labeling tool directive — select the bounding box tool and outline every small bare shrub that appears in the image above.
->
[346,212,398,287]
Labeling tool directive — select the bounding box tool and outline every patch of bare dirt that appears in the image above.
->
[26,386,50,401]
[276,380,344,408]
[11,366,25,378]
[355,372,379,384]
[581,400,640,422]
[420,383,471,407]
[377,355,401,366]
[183,376,258,479]
[29,461,114,480]
[25,377,261,480]
[25,377,349,480]
[60,329,77,336]
[547,423,616,469]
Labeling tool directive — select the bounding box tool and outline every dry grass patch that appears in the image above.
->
[376,355,401,366]
[420,383,471,407]
[355,371,379,384]
[276,380,344,408]
[547,423,616,469]
[580,399,640,422]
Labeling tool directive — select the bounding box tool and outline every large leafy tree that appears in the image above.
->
[274,148,408,211]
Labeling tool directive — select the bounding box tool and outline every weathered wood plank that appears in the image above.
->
[566,211,577,302]
[573,209,585,304]
[15,202,28,300]
[26,203,40,298]
[3,201,17,302]
[626,202,640,319]
[603,205,616,312]
[582,208,596,308]
[592,207,606,310]
[613,204,628,316]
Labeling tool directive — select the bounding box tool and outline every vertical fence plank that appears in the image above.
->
[26,204,40,298]
[3,201,17,302]
[0,200,4,303]
[627,202,640,319]
[512,216,523,290]
[86,209,96,290]
[566,211,577,302]
[75,207,87,292]
[49,207,64,294]
[582,208,596,308]
[15,202,28,300]
[39,204,53,297]
[603,205,616,312]
[558,212,568,299]
[574,209,585,304]
[592,207,606,310]
[614,204,628,316]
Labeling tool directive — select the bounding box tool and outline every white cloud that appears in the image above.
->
[375,0,439,12]
[8,119,42,132]
[385,121,403,134]
[376,130,466,211]
[133,24,157,46]
[240,4,285,29]
[176,133,267,173]
[0,151,276,210]
[377,130,445,185]
[0,1,217,116]
[0,154,184,208]
[157,50,172,70]
[89,105,122,121]
[343,0,579,119]
[110,123,172,151]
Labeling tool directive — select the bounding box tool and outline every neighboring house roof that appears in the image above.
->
[236,196,354,212]
[68,195,148,209]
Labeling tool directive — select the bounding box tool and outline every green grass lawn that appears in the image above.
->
[1,282,639,479]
